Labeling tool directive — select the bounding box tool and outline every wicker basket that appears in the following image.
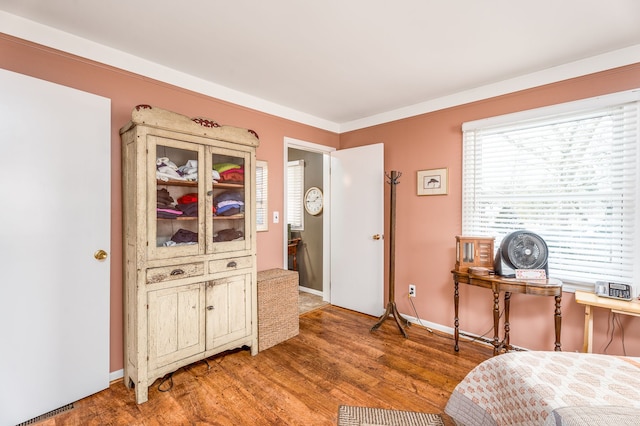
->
[257,268,299,351]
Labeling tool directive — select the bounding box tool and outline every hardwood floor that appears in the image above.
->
[37,305,492,425]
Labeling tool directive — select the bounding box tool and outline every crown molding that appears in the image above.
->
[3,11,639,134]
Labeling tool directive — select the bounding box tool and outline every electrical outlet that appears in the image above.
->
[409,284,416,298]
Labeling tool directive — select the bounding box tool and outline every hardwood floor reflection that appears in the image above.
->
[37,305,492,425]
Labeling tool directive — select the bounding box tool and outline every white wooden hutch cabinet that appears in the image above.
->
[121,105,259,403]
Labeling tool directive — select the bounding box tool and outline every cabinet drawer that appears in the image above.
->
[146,262,205,284]
[209,256,253,274]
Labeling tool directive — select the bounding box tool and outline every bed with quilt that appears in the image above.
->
[445,351,640,425]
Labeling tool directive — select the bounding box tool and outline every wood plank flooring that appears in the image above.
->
[37,305,492,425]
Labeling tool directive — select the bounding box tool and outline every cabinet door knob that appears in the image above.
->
[206,305,215,310]
[372,234,382,240]
[170,269,184,276]
[94,249,108,260]
[227,261,237,268]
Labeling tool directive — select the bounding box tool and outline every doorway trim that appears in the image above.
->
[284,137,335,303]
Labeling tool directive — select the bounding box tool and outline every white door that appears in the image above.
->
[330,143,385,316]
[0,69,110,425]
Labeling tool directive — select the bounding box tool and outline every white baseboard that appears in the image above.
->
[400,313,527,351]
[401,313,452,335]
[299,286,323,297]
[109,369,124,383]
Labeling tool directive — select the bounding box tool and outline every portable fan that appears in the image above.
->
[494,230,549,277]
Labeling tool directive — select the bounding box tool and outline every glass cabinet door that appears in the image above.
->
[149,136,205,260]
[208,148,252,254]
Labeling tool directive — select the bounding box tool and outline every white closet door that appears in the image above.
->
[0,69,110,425]
[330,143,385,316]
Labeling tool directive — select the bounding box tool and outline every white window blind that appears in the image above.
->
[288,159,304,231]
[462,91,640,290]
[255,160,268,232]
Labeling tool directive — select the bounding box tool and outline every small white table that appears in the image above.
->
[574,290,640,353]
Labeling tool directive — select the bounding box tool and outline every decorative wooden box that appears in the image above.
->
[455,236,495,272]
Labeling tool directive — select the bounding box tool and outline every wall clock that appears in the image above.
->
[304,186,323,215]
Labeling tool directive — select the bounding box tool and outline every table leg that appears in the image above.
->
[503,292,511,352]
[493,289,500,355]
[454,279,459,352]
[583,305,593,353]
[554,295,562,351]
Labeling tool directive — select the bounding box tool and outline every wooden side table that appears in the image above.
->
[452,270,563,355]
[288,238,301,271]
[574,290,640,353]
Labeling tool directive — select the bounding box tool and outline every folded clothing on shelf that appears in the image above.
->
[213,162,244,184]
[214,228,244,242]
[214,190,244,216]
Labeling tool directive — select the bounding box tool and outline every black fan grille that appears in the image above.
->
[503,232,548,270]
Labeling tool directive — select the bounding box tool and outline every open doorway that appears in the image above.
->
[288,148,323,292]
[284,138,385,317]
[284,137,333,305]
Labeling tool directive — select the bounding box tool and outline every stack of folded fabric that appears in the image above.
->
[213,162,244,184]
[163,228,198,246]
[157,188,183,219]
[177,159,198,181]
[214,190,244,216]
[157,157,199,182]
[171,228,198,243]
[213,228,244,242]
[176,193,198,217]
[157,157,186,181]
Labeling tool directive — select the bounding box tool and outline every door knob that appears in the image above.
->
[94,249,108,260]
[372,234,382,240]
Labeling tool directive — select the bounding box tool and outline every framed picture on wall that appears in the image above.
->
[417,168,448,196]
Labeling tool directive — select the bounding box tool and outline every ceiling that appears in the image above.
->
[2,1,640,132]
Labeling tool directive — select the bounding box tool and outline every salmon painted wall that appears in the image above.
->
[340,63,640,356]
[3,32,639,375]
[0,34,339,373]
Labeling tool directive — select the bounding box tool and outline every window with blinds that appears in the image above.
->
[287,159,304,231]
[462,90,640,291]
[255,160,268,232]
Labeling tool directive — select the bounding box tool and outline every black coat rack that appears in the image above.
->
[370,170,410,338]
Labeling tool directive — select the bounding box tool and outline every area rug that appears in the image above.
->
[338,405,444,426]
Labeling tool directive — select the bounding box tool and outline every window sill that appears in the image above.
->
[558,279,594,294]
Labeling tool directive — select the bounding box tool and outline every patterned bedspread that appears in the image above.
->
[445,351,640,425]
